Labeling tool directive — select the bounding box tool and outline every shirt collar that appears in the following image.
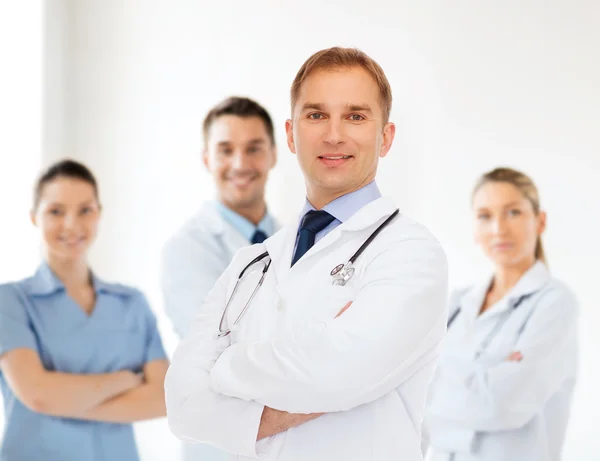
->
[27,262,64,296]
[461,260,550,318]
[504,260,550,300]
[27,262,130,297]
[299,181,382,224]
[214,201,275,242]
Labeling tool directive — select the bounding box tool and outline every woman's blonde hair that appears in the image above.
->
[473,167,546,264]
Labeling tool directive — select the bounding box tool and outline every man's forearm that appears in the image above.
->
[36,370,141,417]
[257,407,323,440]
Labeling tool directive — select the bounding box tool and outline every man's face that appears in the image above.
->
[204,115,277,211]
[286,66,395,204]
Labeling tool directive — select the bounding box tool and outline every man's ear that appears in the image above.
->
[379,122,396,158]
[285,119,296,155]
[202,149,210,171]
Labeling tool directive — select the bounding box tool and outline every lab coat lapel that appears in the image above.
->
[221,224,251,256]
[197,202,250,257]
[505,261,550,304]
[265,196,399,286]
[463,261,551,324]
[296,196,398,262]
[333,196,398,232]
[263,223,297,286]
[459,280,492,326]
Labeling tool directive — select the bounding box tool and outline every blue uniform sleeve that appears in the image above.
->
[134,292,167,363]
[0,284,39,357]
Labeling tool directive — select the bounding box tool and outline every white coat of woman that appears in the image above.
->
[424,167,579,461]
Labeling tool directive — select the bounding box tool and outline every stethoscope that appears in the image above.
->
[217,209,400,337]
[446,292,535,359]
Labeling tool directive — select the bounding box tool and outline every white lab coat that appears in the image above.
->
[161,202,260,338]
[165,196,449,461]
[424,261,579,461]
[161,202,277,461]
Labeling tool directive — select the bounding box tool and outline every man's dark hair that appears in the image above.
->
[202,96,275,147]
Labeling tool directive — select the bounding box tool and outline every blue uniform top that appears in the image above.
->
[0,263,167,461]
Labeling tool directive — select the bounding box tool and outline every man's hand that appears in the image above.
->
[257,407,323,441]
[506,351,523,362]
[253,300,353,441]
[253,301,354,441]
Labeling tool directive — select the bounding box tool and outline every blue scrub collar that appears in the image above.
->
[27,262,131,297]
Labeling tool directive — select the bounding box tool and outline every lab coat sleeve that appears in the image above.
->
[164,250,265,458]
[210,236,449,413]
[160,232,225,338]
[427,287,579,431]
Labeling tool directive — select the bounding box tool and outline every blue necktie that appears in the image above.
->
[251,229,268,244]
[291,210,335,266]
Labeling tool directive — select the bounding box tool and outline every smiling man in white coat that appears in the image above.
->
[165,47,449,461]
[160,96,278,461]
[161,96,278,339]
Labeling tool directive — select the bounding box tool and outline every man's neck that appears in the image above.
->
[307,179,374,210]
[222,201,267,226]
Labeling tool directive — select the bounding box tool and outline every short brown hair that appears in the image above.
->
[473,167,547,265]
[202,96,275,147]
[290,47,393,124]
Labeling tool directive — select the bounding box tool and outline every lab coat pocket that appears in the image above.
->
[284,285,357,342]
[312,285,358,320]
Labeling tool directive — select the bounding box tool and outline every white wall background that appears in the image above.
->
[0,0,44,444]
[1,1,598,460]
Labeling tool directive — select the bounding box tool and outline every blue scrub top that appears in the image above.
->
[0,263,167,461]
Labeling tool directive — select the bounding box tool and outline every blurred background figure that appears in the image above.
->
[0,160,169,461]
[159,97,278,461]
[424,167,579,461]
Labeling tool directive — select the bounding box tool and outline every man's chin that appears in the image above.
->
[313,176,356,192]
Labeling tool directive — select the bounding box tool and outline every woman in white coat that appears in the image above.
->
[424,167,579,461]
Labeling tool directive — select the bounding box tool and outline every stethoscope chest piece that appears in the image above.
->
[216,209,399,336]
[331,262,355,286]
[330,263,344,276]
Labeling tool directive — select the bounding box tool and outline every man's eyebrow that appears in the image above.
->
[301,102,325,111]
[346,103,372,113]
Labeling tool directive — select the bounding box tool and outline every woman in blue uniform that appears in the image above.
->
[0,159,169,461]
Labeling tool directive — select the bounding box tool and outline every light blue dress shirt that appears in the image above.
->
[0,263,167,461]
[214,202,275,241]
[295,181,382,249]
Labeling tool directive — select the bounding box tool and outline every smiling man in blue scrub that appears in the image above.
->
[0,160,169,461]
